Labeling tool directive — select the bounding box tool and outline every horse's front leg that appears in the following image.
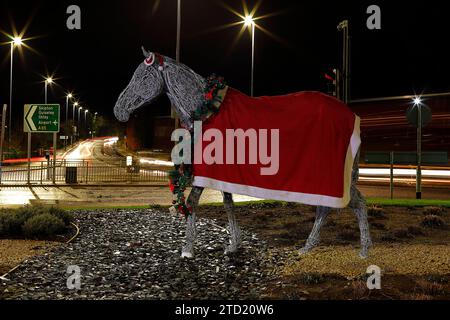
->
[223,192,242,254]
[299,206,331,256]
[181,186,204,258]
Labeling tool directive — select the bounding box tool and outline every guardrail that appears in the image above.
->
[0,160,169,185]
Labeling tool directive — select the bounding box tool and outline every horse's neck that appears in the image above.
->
[164,66,205,130]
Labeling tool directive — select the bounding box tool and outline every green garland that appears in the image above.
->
[193,74,227,121]
[169,75,227,217]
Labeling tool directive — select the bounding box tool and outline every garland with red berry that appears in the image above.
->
[169,75,227,218]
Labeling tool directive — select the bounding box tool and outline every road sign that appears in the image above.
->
[60,136,69,140]
[406,105,432,128]
[24,104,60,133]
[126,156,133,166]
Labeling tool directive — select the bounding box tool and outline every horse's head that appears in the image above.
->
[114,47,166,122]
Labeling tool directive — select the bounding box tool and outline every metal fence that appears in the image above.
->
[0,160,169,185]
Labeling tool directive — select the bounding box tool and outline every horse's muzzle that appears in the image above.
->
[114,104,130,122]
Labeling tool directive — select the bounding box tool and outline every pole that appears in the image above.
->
[27,132,31,185]
[45,82,48,104]
[416,105,422,199]
[176,0,181,63]
[251,22,255,97]
[172,0,182,129]
[52,132,56,184]
[72,104,76,144]
[337,20,350,103]
[9,43,13,146]
[65,96,69,150]
[390,151,394,200]
[0,104,7,163]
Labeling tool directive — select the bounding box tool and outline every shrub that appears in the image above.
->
[421,215,446,229]
[367,206,386,219]
[22,214,66,239]
[0,205,72,239]
[297,272,326,285]
[47,207,73,225]
[0,210,24,236]
[423,207,446,217]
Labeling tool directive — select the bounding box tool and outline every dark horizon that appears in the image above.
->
[1,0,449,125]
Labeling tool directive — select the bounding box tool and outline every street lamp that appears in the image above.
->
[71,102,78,144]
[64,93,73,149]
[413,96,423,199]
[72,101,78,122]
[77,106,83,127]
[8,36,24,144]
[44,77,54,104]
[84,109,89,128]
[243,15,255,97]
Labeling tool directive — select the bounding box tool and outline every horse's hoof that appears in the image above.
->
[224,244,239,255]
[359,249,369,259]
[298,247,310,256]
[181,251,194,259]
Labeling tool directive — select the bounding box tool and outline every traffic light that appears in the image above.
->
[324,69,340,98]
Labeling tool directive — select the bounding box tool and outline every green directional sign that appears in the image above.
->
[24,104,60,133]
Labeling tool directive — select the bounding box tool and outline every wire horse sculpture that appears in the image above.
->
[114,48,372,259]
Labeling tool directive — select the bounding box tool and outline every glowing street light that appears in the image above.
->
[64,93,74,149]
[412,96,424,199]
[84,109,89,128]
[8,36,24,144]
[44,77,54,104]
[243,15,256,97]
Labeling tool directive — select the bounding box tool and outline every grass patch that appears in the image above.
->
[57,198,450,212]
[367,198,450,208]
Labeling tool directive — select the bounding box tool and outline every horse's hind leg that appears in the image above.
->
[223,192,242,254]
[299,206,332,256]
[349,185,372,259]
[181,186,204,258]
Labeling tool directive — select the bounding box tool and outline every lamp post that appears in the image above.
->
[244,15,255,97]
[337,20,350,103]
[71,102,78,144]
[77,106,82,140]
[44,77,53,104]
[65,93,73,150]
[92,112,98,138]
[9,37,23,145]
[413,97,423,199]
[84,109,89,131]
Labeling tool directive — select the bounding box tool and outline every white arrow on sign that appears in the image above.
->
[26,105,38,131]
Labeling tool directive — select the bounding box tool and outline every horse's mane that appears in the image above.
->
[162,57,206,129]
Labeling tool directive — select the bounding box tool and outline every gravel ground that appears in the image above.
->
[0,240,59,275]
[0,209,273,300]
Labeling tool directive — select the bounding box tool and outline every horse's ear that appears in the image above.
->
[141,46,151,58]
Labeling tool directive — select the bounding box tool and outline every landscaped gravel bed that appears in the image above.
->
[1,209,274,300]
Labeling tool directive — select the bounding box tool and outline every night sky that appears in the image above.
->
[0,0,449,124]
